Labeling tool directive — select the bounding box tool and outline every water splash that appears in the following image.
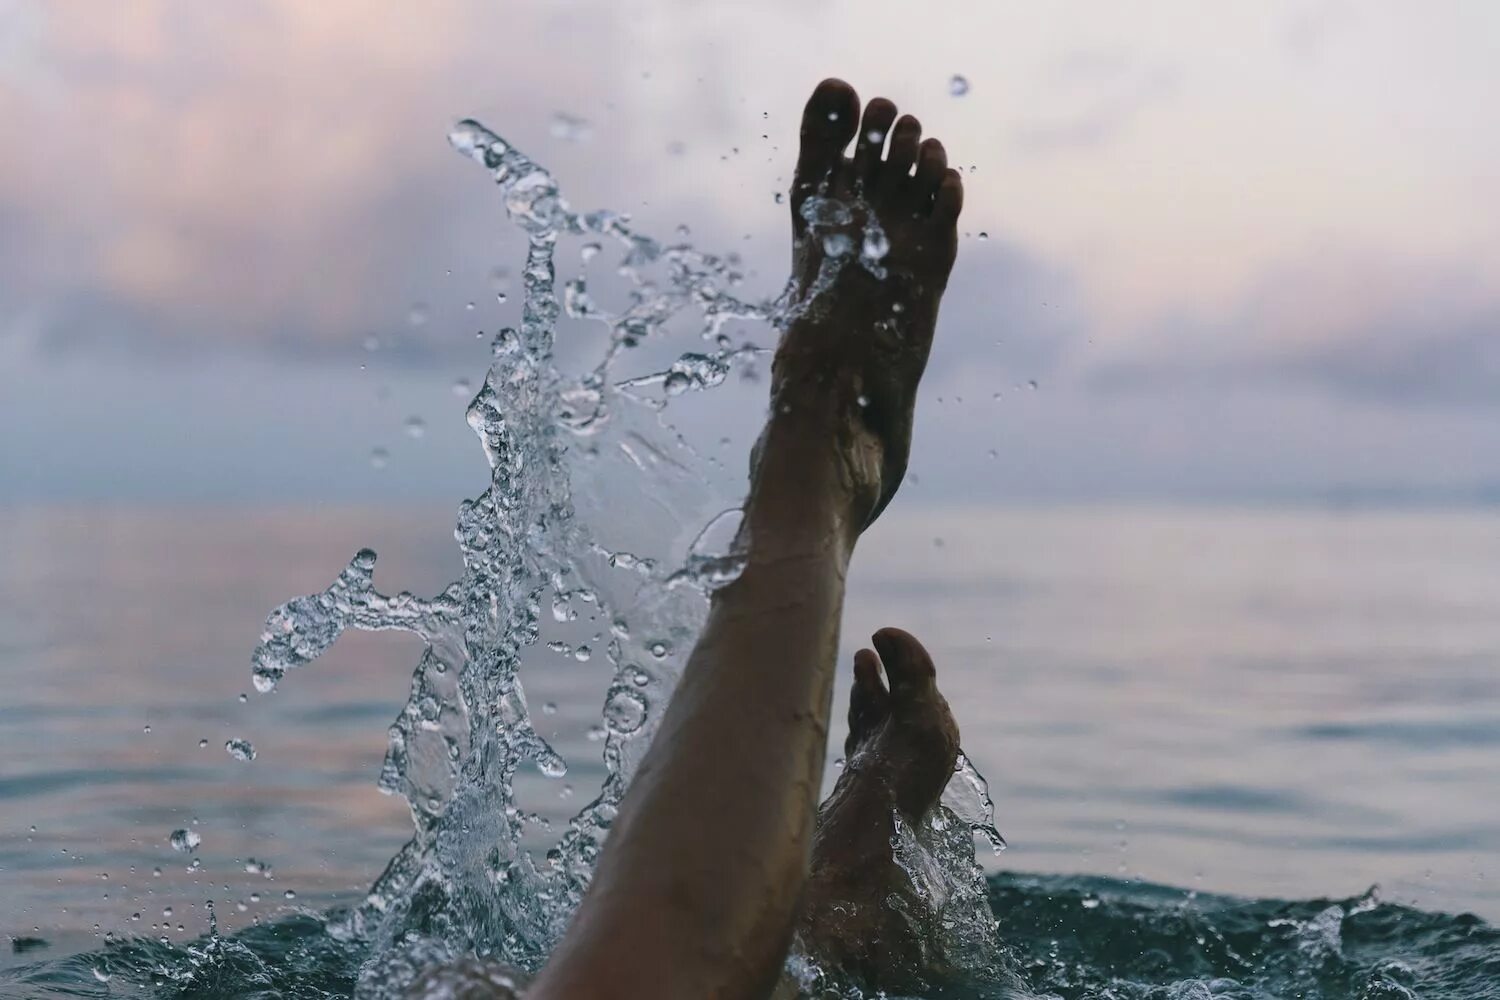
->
[944,751,1007,854]
[167,829,200,854]
[240,117,1006,996]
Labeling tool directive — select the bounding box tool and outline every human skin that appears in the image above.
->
[521,77,963,1000]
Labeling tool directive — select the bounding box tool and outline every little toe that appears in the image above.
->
[933,167,964,223]
[795,78,861,200]
[853,98,898,179]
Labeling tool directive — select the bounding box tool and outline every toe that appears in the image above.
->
[853,98,898,179]
[933,167,964,222]
[795,78,861,199]
[870,627,937,700]
[883,114,923,183]
[914,138,948,202]
[846,648,892,757]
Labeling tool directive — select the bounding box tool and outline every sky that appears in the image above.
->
[1,0,1497,506]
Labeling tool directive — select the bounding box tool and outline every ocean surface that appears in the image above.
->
[2,503,1498,997]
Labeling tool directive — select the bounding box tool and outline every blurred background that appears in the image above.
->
[2,0,1498,960]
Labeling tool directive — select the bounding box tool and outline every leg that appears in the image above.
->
[524,79,962,1000]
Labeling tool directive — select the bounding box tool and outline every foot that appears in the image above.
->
[773,79,964,527]
[798,628,962,991]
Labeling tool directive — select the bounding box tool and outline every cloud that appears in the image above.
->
[1011,54,1179,154]
[925,238,1086,388]
[1089,250,1500,408]
[0,1,627,357]
[1281,1,1360,63]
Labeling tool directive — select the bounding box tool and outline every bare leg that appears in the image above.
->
[520,78,962,1000]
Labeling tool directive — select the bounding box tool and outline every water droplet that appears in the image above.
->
[225,738,256,762]
[369,447,389,470]
[408,303,429,327]
[168,829,200,853]
[604,687,648,736]
[542,701,558,716]
[773,191,784,205]
[1027,380,1038,391]
[549,112,592,142]
[866,128,886,144]
[404,416,426,439]
[237,693,248,704]
[977,231,989,241]
[92,968,110,983]
[451,378,472,397]
[581,242,601,261]
[800,196,853,229]
[283,889,296,900]
[861,228,890,263]
[822,233,853,257]
[535,748,568,777]
[197,739,208,749]
[573,645,592,662]
[648,641,670,659]
[949,74,970,97]
[142,725,151,734]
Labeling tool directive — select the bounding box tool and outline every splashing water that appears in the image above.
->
[234,118,1007,996]
[7,116,1500,1000]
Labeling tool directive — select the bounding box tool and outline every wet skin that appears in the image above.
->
[414,78,964,1000]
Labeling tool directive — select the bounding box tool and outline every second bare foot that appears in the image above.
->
[798,628,962,992]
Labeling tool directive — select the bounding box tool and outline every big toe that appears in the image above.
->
[870,627,937,702]
[795,78,860,198]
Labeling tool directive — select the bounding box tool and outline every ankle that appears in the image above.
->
[742,399,883,555]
